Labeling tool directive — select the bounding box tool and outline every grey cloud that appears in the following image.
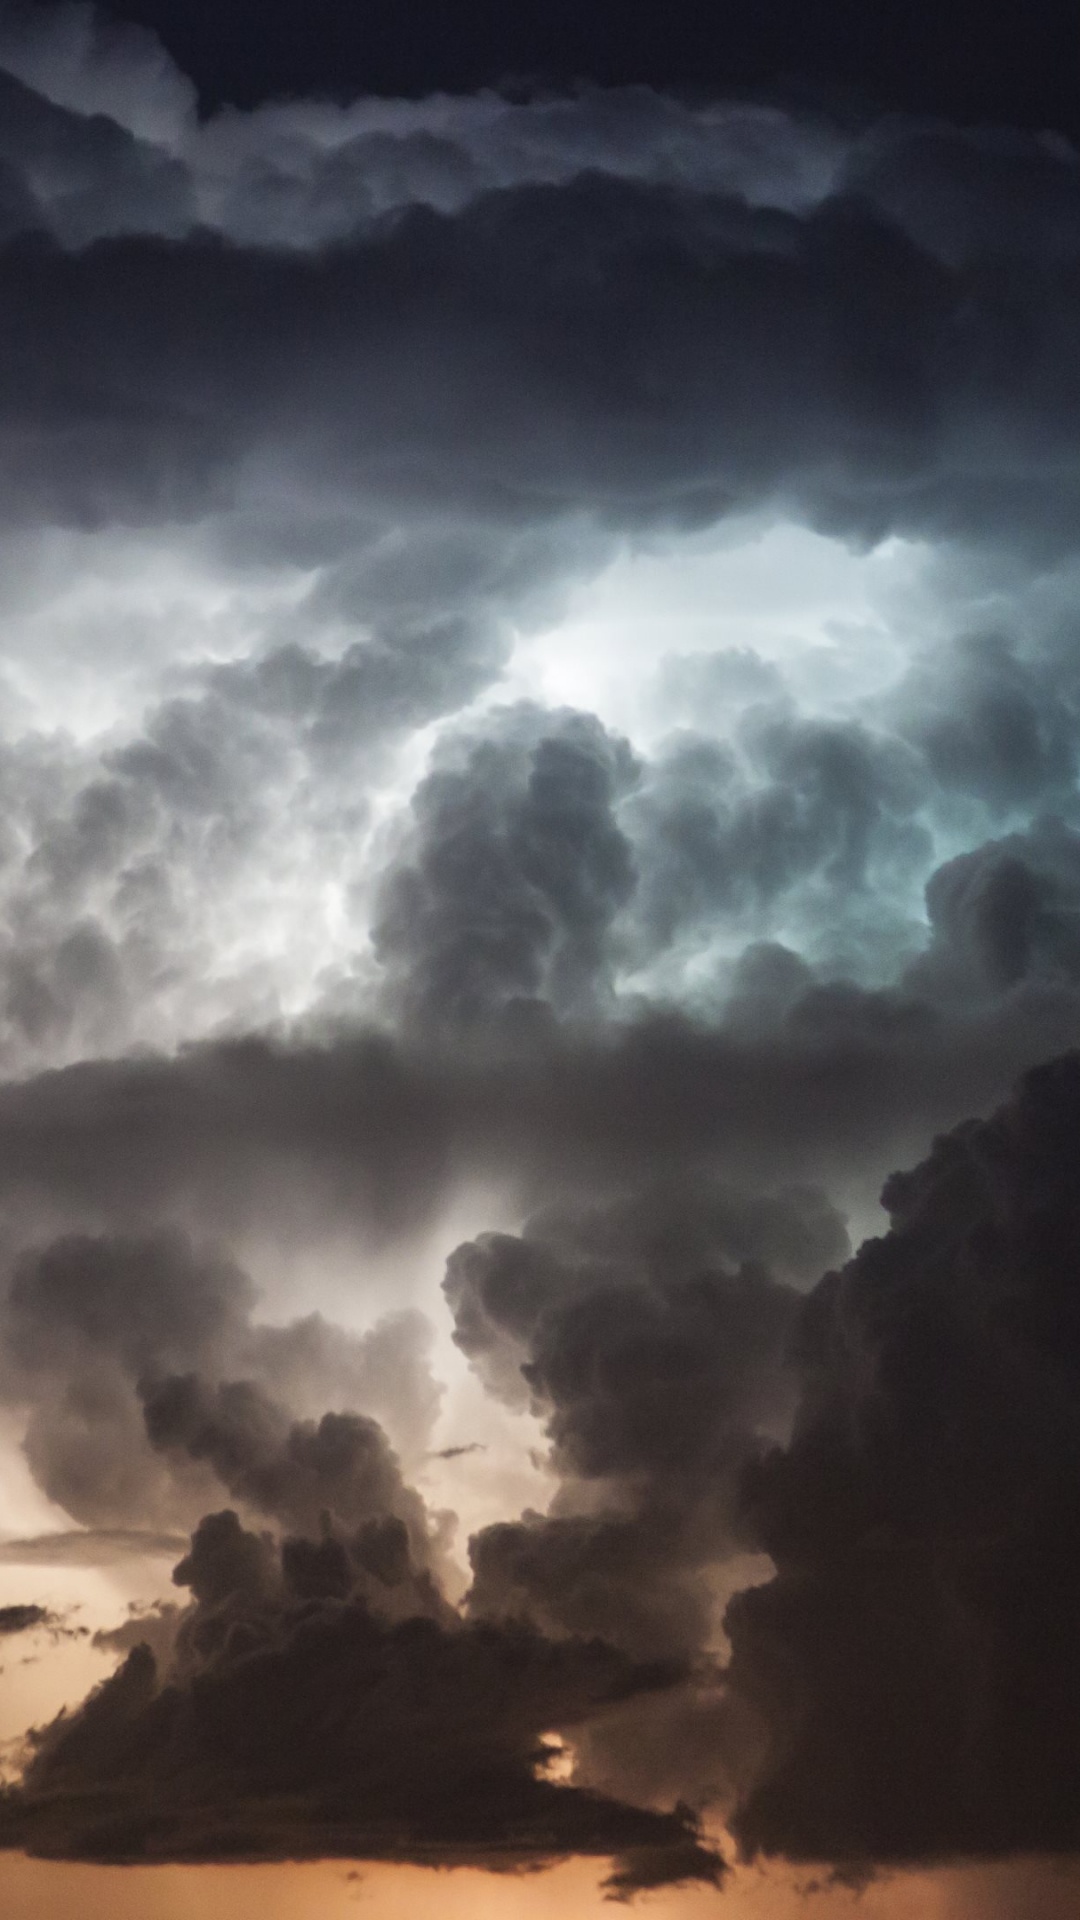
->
[139,1375,441,1593]
[189,91,841,248]
[374,706,639,1031]
[722,1052,1080,1868]
[3,1228,253,1378]
[0,2,196,147]
[442,1179,825,1821]
[1,1230,250,1529]
[0,1602,55,1635]
[3,25,1080,581]
[0,697,296,1073]
[0,511,597,1078]
[895,631,1080,816]
[0,1229,443,1530]
[448,1181,824,1665]
[719,941,819,1032]
[0,65,192,247]
[2,25,1080,1888]
[92,1601,183,1668]
[0,590,1073,1085]
[0,169,1063,561]
[0,1003,1077,1254]
[246,1309,442,1459]
[622,712,929,979]
[911,819,1080,1002]
[0,1528,187,1565]
[447,1174,835,1412]
[839,120,1080,270]
[467,1510,726,1667]
[0,13,844,246]
[0,1506,724,1892]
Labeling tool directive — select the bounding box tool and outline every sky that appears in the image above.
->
[4,0,1080,1914]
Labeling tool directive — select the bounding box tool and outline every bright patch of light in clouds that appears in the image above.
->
[0,529,316,742]
[500,520,929,746]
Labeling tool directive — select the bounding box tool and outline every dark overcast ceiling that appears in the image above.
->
[66,0,1076,132]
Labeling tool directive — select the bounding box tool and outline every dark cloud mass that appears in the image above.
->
[0,1603,53,1636]
[0,1509,723,1894]
[374,706,639,1030]
[4,2,1080,1901]
[724,1055,1080,1867]
[451,1179,812,1664]
[0,1228,443,1527]
[4,169,1080,555]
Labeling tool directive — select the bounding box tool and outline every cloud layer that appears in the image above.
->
[2,2,1080,1898]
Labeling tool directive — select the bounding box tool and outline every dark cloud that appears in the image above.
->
[444,1184,810,1816]
[446,1174,830,1423]
[139,1375,444,1602]
[0,42,1079,1086]
[0,1528,188,1566]
[92,1601,183,1667]
[0,18,846,240]
[723,1053,1080,1868]
[895,632,1080,816]
[0,1507,724,1893]
[1,1230,250,1528]
[0,1229,443,1530]
[839,121,1080,271]
[0,974,1077,1258]
[623,711,928,976]
[0,1602,86,1646]
[911,820,1080,1003]
[2,155,1080,558]
[57,0,1080,142]
[0,1602,53,1635]
[3,14,1080,1897]
[448,1181,820,1680]
[0,63,192,247]
[374,707,639,1031]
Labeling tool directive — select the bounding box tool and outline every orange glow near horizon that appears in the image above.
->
[0,1855,898,1920]
[6,1852,1080,1920]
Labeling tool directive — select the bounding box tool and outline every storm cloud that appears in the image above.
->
[0,1227,443,1528]
[0,1508,724,1894]
[3,2,1080,1903]
[724,1054,1080,1868]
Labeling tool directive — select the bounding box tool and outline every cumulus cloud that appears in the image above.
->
[374,706,639,1031]
[910,819,1080,1002]
[3,4,1080,1899]
[0,1506,724,1893]
[724,1054,1080,1868]
[0,1228,443,1529]
[437,1179,825,1825]
[139,1375,445,1600]
[0,14,1076,1082]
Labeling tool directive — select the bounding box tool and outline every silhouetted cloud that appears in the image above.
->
[725,1054,1080,1868]
[0,1529,188,1566]
[0,1603,53,1636]
[0,1508,725,1894]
